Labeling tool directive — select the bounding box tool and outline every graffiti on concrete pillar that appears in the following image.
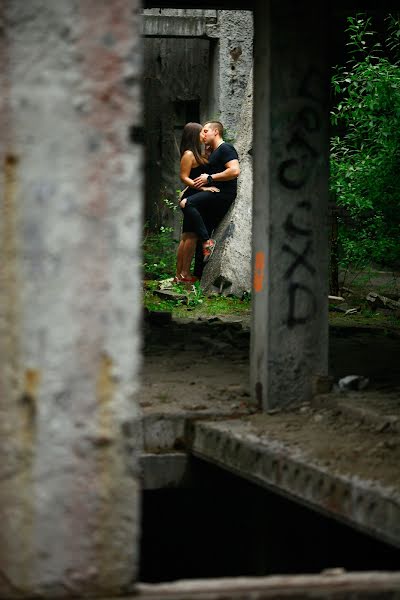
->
[278,131,318,190]
[278,69,323,328]
[287,282,318,328]
[282,239,316,280]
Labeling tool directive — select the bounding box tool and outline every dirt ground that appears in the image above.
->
[140,313,400,491]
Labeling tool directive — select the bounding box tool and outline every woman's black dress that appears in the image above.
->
[181,165,204,233]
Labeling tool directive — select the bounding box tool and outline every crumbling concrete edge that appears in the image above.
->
[190,420,400,549]
[139,412,400,548]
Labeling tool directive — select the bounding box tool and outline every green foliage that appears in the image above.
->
[143,190,183,280]
[330,14,400,269]
[223,127,236,145]
[172,280,205,307]
[163,192,182,213]
[143,291,178,313]
[143,225,177,280]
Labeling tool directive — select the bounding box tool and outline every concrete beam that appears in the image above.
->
[143,15,218,38]
[140,453,190,489]
[139,407,400,550]
[144,0,255,8]
[191,420,400,549]
[142,413,188,453]
[135,572,400,599]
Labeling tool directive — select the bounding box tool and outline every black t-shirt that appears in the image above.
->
[208,142,239,195]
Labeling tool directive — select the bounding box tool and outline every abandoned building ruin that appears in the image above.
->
[143,7,253,296]
[0,0,400,598]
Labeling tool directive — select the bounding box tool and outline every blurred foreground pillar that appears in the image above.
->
[0,1,143,596]
[251,0,329,410]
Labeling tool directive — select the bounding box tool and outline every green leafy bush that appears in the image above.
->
[330,14,400,269]
[143,225,177,280]
[143,193,183,280]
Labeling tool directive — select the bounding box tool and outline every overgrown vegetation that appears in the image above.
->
[143,225,178,280]
[142,193,183,280]
[330,14,400,273]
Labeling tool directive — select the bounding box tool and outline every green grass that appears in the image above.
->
[144,284,400,331]
[329,310,400,330]
[144,282,251,319]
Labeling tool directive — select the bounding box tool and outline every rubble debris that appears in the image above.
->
[153,289,187,303]
[344,307,360,315]
[366,292,400,311]
[337,375,369,392]
[328,295,345,302]
[159,277,175,290]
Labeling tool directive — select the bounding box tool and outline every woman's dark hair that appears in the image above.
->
[180,122,206,165]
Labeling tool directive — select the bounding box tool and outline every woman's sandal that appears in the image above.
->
[203,239,216,263]
[173,275,198,283]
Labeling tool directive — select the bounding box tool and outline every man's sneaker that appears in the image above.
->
[203,239,216,263]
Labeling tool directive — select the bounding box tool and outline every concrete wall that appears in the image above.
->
[0,1,142,596]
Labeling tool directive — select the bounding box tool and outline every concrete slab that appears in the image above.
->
[191,419,400,549]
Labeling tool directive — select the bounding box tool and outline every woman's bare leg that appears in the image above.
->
[176,238,185,279]
[181,233,198,279]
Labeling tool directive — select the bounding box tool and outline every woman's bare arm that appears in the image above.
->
[180,151,197,188]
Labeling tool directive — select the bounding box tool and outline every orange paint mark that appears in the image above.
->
[24,368,41,399]
[253,251,265,293]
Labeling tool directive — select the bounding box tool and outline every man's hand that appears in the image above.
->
[193,173,208,188]
[179,198,187,209]
[201,186,220,193]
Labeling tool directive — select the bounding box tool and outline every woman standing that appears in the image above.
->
[175,122,219,282]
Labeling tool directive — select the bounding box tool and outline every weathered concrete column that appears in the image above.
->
[0,1,142,597]
[251,0,329,410]
[207,10,253,136]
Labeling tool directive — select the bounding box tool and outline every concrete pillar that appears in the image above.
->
[0,1,142,597]
[251,0,329,410]
[208,10,253,136]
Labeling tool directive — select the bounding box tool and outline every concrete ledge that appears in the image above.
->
[133,572,400,598]
[142,413,188,453]
[191,421,400,549]
[140,453,189,489]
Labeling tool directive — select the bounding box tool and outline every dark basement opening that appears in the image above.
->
[139,457,400,583]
